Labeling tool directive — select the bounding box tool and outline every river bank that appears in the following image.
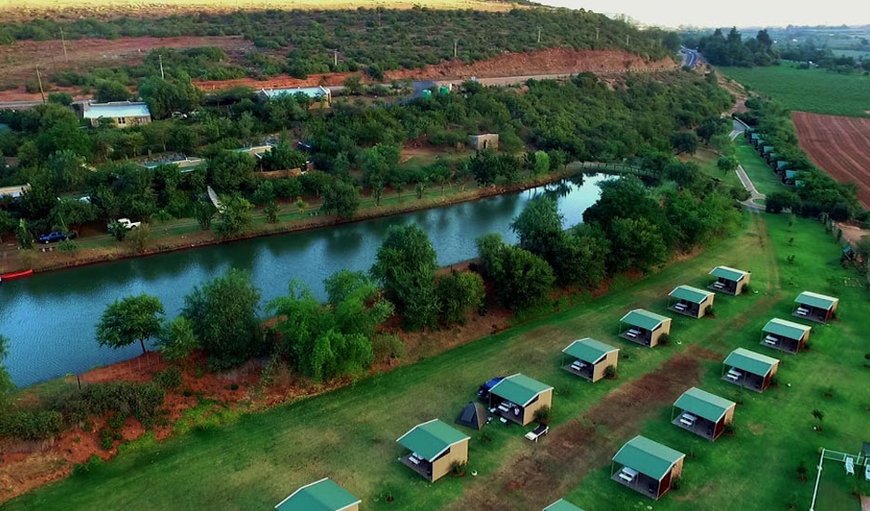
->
[0,170,581,276]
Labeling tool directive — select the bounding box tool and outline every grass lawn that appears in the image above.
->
[689,148,742,189]
[4,213,868,510]
[720,64,870,117]
[736,138,788,197]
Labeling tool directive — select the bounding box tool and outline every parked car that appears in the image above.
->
[38,231,77,244]
[107,218,141,232]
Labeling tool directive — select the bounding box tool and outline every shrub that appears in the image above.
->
[99,428,114,450]
[604,365,618,380]
[658,333,671,345]
[372,334,405,363]
[450,460,468,477]
[704,305,715,317]
[154,366,183,389]
[533,405,551,424]
[0,410,64,440]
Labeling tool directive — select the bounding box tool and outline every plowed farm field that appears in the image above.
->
[793,111,870,207]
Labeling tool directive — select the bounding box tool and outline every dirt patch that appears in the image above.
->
[0,36,252,98]
[836,222,870,246]
[451,346,719,511]
[792,111,870,208]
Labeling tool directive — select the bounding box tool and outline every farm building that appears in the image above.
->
[611,435,685,500]
[0,183,30,200]
[618,309,672,347]
[82,101,151,128]
[259,86,331,108]
[722,347,780,392]
[396,419,470,482]
[761,318,812,354]
[543,498,585,511]
[708,266,751,295]
[672,387,736,441]
[455,402,487,430]
[274,478,360,511]
[468,134,499,151]
[561,338,619,382]
[793,291,839,323]
[668,285,715,318]
[487,373,553,426]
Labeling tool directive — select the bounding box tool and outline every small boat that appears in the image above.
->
[0,269,34,282]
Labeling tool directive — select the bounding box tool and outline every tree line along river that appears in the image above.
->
[0,175,608,387]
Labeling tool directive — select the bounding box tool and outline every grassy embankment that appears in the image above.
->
[735,137,788,197]
[8,208,866,510]
[721,64,870,117]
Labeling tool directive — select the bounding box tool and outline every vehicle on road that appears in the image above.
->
[108,218,141,231]
[38,231,77,244]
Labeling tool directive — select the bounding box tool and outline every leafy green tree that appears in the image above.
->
[321,180,360,219]
[127,222,152,254]
[610,217,668,272]
[50,198,97,230]
[158,316,198,362]
[262,139,307,171]
[215,194,253,238]
[0,210,15,243]
[194,201,216,230]
[476,233,555,309]
[324,270,394,338]
[96,294,165,354]
[670,131,699,155]
[371,224,439,329]
[183,269,263,370]
[436,270,485,325]
[138,75,201,120]
[531,151,550,175]
[554,224,611,287]
[208,151,256,191]
[263,200,280,223]
[15,219,33,249]
[717,155,739,173]
[511,196,563,259]
[107,220,129,242]
[47,92,73,106]
[93,79,131,103]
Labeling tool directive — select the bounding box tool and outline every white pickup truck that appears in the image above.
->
[108,218,141,231]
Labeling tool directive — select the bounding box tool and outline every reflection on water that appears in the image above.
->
[0,176,609,386]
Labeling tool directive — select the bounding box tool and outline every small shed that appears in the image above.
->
[456,402,487,430]
[722,347,780,392]
[275,478,360,511]
[672,387,736,441]
[766,152,779,165]
[488,373,553,426]
[618,309,672,348]
[561,338,619,382]
[750,133,761,147]
[82,101,151,128]
[668,285,715,318]
[708,266,751,295]
[397,419,470,482]
[761,318,812,354]
[793,291,839,323]
[611,435,685,500]
[543,498,585,511]
[468,133,499,151]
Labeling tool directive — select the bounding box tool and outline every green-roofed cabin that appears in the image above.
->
[775,160,789,174]
[618,309,672,347]
[708,266,751,295]
[793,291,839,324]
[611,435,685,500]
[396,419,470,482]
[488,373,553,426]
[722,348,780,392]
[750,133,761,147]
[761,145,774,158]
[765,151,779,164]
[275,478,360,511]
[543,498,585,511]
[761,318,812,354]
[671,387,736,441]
[783,169,799,186]
[561,338,619,383]
[668,285,715,319]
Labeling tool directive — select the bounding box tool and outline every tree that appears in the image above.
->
[158,316,198,362]
[476,233,555,309]
[47,92,73,106]
[138,76,201,120]
[194,201,216,231]
[93,79,131,103]
[208,151,256,191]
[263,200,280,223]
[127,222,152,254]
[15,219,33,249]
[671,132,699,155]
[766,191,800,214]
[511,196,563,259]
[436,270,485,325]
[50,197,97,230]
[554,224,611,287]
[371,224,439,329]
[96,294,165,354]
[343,75,363,95]
[262,139,307,171]
[183,269,263,370]
[321,180,360,219]
[215,194,253,238]
[0,210,15,243]
[0,335,14,406]
[717,155,739,173]
[610,217,668,272]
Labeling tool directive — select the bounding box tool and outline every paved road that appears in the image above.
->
[729,118,766,210]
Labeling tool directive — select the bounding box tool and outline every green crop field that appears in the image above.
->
[721,64,870,117]
[3,212,868,511]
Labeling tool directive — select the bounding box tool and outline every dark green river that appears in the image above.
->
[0,176,607,387]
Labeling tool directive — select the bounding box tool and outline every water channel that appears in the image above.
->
[0,175,609,387]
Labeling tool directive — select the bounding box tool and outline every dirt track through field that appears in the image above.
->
[449,347,717,511]
[792,111,870,208]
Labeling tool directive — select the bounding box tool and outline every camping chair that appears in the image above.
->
[846,457,855,475]
[524,423,549,442]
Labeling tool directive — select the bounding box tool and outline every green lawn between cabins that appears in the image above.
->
[735,138,789,197]
[720,64,870,117]
[3,213,867,511]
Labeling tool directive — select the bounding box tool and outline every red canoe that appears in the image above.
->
[0,269,34,282]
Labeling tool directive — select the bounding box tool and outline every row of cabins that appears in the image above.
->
[274,264,841,509]
[746,129,803,187]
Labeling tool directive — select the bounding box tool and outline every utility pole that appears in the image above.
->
[454,38,459,58]
[35,65,46,103]
[60,28,68,61]
[626,35,630,46]
[537,26,542,44]
[333,49,338,68]
[158,54,165,79]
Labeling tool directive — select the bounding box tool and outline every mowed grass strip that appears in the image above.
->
[721,64,870,117]
[3,213,779,511]
[736,138,788,197]
[563,214,867,511]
